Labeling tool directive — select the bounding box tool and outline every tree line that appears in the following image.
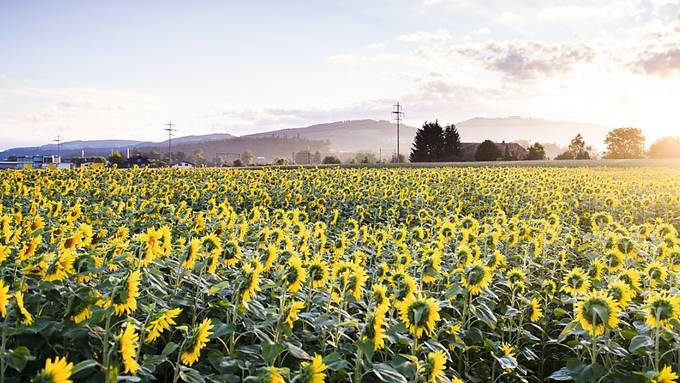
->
[409,121,680,162]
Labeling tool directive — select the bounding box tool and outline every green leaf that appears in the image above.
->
[372,363,408,383]
[179,366,206,383]
[324,352,348,371]
[7,346,32,372]
[72,359,99,376]
[261,341,285,365]
[356,338,375,361]
[629,334,653,353]
[162,342,179,357]
[283,341,310,360]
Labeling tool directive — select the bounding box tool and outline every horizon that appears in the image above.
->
[1,1,679,150]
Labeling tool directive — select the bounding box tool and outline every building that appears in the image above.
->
[171,160,194,168]
[0,155,70,170]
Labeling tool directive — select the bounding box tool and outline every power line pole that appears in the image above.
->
[392,102,404,163]
[54,135,61,161]
[164,121,176,164]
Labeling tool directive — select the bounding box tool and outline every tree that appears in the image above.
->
[354,151,377,164]
[604,127,645,159]
[313,151,322,164]
[232,159,244,167]
[410,121,444,162]
[391,153,407,163]
[241,150,254,165]
[294,150,312,164]
[475,140,501,161]
[192,149,205,165]
[502,145,520,161]
[557,134,591,160]
[648,136,680,158]
[525,143,546,160]
[322,155,341,164]
[441,124,462,161]
[107,150,125,168]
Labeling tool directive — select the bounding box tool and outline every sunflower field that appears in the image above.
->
[1,166,679,383]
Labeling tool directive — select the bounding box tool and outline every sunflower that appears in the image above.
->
[424,350,447,383]
[372,283,389,308]
[119,323,139,375]
[391,269,417,308]
[241,261,263,305]
[500,342,515,358]
[298,354,327,383]
[644,293,680,329]
[308,256,329,289]
[644,261,668,288]
[607,279,633,308]
[0,280,8,317]
[113,270,141,316]
[602,250,624,272]
[460,260,492,295]
[505,267,526,289]
[181,318,214,366]
[284,300,305,328]
[145,307,182,343]
[652,365,679,383]
[14,291,33,325]
[619,269,641,295]
[260,367,285,383]
[529,298,542,322]
[400,294,441,338]
[561,267,591,296]
[574,290,619,336]
[33,356,74,383]
[221,239,241,268]
[362,304,388,350]
[182,238,201,270]
[285,255,307,293]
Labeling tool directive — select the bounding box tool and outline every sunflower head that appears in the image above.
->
[460,260,492,295]
[400,294,441,338]
[645,293,680,329]
[423,350,447,383]
[574,290,619,336]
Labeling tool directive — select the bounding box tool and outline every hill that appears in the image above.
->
[244,119,418,153]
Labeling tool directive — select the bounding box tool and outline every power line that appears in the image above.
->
[392,102,404,163]
[164,121,176,164]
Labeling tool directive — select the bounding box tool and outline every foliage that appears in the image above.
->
[649,137,680,159]
[556,134,592,160]
[410,121,461,162]
[322,156,341,165]
[441,124,462,162]
[525,143,547,160]
[474,140,501,161]
[0,167,679,382]
[604,128,646,159]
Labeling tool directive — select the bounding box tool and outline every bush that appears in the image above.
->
[475,140,501,161]
[322,156,341,164]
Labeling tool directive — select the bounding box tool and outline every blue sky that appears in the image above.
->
[1,0,679,149]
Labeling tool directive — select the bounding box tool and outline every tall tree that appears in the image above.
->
[441,124,462,161]
[107,150,125,168]
[604,127,645,159]
[410,121,444,162]
[475,140,501,161]
[648,136,680,158]
[525,143,547,160]
[241,149,254,165]
[568,134,590,159]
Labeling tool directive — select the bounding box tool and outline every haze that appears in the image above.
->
[1,0,679,150]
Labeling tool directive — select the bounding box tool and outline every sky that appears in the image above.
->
[1,0,679,150]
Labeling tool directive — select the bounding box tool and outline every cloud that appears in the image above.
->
[457,40,596,80]
[397,29,451,43]
[630,47,680,76]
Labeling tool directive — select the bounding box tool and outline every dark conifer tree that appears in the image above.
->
[409,121,444,162]
[441,124,462,161]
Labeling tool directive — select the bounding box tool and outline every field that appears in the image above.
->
[1,166,679,383]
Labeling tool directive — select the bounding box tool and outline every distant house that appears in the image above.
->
[460,142,527,161]
[171,160,194,168]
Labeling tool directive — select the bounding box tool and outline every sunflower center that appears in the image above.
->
[467,266,485,285]
[407,301,430,327]
[582,298,610,326]
[651,300,673,321]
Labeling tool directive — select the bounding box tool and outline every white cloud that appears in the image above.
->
[397,29,451,43]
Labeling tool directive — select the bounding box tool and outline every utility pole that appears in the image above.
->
[54,135,61,160]
[164,121,176,164]
[392,102,404,163]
